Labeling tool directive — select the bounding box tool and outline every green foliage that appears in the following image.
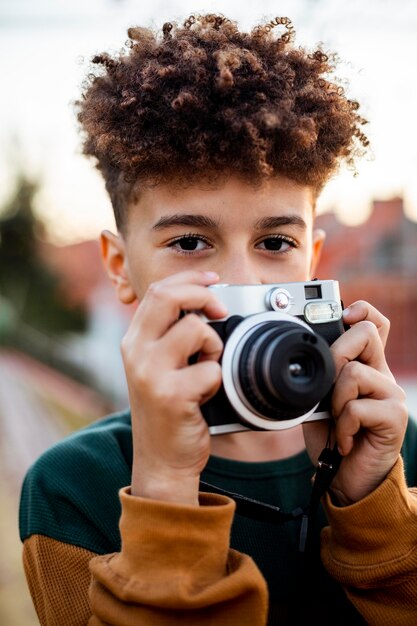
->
[0,174,87,335]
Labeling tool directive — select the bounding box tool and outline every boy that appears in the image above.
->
[19,14,417,625]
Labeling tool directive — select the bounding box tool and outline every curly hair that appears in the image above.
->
[76,14,369,230]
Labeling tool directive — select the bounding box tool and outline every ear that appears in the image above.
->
[100,230,136,304]
[309,228,326,279]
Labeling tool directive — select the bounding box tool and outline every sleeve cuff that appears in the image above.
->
[88,486,268,619]
[116,487,236,582]
[321,457,417,578]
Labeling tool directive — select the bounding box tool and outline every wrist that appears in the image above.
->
[327,486,355,507]
[329,454,399,506]
[132,469,201,505]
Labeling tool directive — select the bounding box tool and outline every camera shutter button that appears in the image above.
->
[269,289,291,312]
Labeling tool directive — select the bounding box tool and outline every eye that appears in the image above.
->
[168,234,212,254]
[256,236,296,253]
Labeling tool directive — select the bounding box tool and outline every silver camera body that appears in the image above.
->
[200,280,344,434]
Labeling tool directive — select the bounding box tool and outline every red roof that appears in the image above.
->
[38,239,106,308]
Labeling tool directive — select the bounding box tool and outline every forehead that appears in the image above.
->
[127,175,315,233]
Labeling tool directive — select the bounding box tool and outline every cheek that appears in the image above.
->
[128,253,177,302]
[287,250,314,281]
[124,250,151,301]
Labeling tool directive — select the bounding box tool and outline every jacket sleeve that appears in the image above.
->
[23,490,268,626]
[23,534,95,625]
[321,456,417,625]
[88,489,268,625]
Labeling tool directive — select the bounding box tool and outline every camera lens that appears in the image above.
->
[237,321,334,420]
[289,356,312,381]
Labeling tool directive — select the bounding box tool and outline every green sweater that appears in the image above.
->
[19,410,417,625]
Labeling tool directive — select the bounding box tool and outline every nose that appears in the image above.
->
[218,255,262,286]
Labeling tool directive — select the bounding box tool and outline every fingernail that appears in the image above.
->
[203,271,219,281]
[342,307,350,318]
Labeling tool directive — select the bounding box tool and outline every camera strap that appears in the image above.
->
[200,444,342,553]
[299,444,342,553]
[199,480,305,525]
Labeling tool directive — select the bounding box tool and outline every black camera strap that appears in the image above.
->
[200,443,342,554]
[299,444,342,553]
[199,480,305,525]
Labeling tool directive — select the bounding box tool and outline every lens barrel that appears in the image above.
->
[237,321,335,420]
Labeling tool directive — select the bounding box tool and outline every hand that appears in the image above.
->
[303,301,408,505]
[121,271,227,505]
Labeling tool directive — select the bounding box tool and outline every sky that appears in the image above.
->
[1,0,417,242]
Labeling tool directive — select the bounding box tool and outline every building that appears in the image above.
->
[316,198,417,375]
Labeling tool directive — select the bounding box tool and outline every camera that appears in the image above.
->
[199,280,344,434]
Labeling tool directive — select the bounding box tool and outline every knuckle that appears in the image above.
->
[121,333,135,363]
[342,400,357,421]
[204,360,223,385]
[379,310,390,324]
[343,359,362,378]
[381,315,390,332]
[391,392,408,420]
[146,280,165,301]
[398,398,408,419]
[330,341,347,364]
[190,316,223,347]
[396,384,407,403]
[152,379,177,408]
[207,325,223,347]
[185,312,204,331]
[360,319,378,336]
[132,361,153,387]
[385,400,409,434]
[120,334,129,356]
[354,299,367,310]
[126,343,156,385]
[211,360,223,377]
[146,281,159,297]
[349,300,369,318]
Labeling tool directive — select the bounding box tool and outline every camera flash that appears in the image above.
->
[304,301,342,324]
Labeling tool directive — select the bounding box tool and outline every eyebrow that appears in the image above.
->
[253,215,307,230]
[152,213,307,231]
[152,214,218,230]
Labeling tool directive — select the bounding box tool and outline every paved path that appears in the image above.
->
[0,352,66,488]
[0,349,108,626]
[0,351,65,626]
[0,348,112,487]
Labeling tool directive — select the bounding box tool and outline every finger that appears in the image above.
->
[332,360,401,418]
[175,360,223,406]
[331,320,391,377]
[129,359,222,423]
[134,274,228,340]
[343,300,390,347]
[334,396,407,456]
[158,313,223,367]
[148,269,219,289]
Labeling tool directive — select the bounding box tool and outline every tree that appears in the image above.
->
[0,173,87,336]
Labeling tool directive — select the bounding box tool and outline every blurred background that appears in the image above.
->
[0,0,416,623]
